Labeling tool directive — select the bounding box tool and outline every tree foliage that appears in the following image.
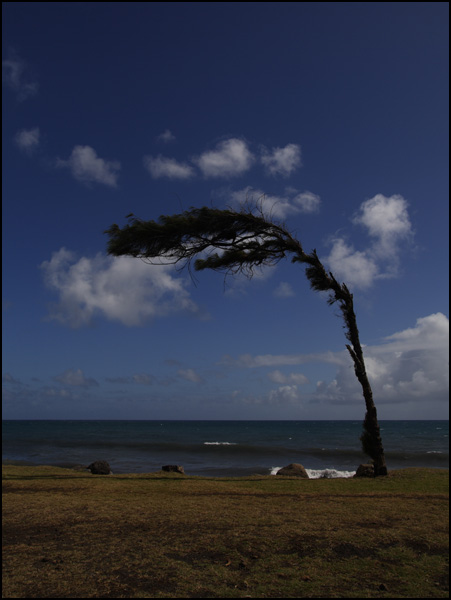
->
[105,204,387,475]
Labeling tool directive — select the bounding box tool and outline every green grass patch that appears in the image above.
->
[2,466,449,598]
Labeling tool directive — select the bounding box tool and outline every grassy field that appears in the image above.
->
[2,465,449,598]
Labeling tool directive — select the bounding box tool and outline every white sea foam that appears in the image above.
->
[307,468,356,479]
[270,466,356,478]
[203,442,237,445]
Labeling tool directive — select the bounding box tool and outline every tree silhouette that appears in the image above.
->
[105,204,388,476]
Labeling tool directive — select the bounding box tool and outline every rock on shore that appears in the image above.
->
[354,463,375,477]
[276,463,309,478]
[87,461,112,475]
[162,465,185,474]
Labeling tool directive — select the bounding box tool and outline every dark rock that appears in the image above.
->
[87,460,112,475]
[162,465,185,474]
[276,463,309,478]
[354,463,375,478]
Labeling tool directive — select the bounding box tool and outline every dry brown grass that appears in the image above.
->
[2,465,449,598]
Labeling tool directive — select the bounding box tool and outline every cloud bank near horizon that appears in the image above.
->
[223,312,449,410]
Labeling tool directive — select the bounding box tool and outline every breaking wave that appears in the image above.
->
[270,466,356,478]
[203,442,237,446]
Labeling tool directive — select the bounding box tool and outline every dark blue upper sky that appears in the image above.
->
[2,2,449,419]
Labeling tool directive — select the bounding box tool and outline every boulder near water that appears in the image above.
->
[162,465,185,474]
[276,463,309,478]
[87,461,112,475]
[354,463,375,478]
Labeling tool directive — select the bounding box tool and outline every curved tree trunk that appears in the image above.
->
[297,248,388,476]
[344,300,388,476]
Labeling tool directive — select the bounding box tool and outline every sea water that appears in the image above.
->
[2,420,448,478]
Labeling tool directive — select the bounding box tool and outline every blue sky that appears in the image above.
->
[2,2,449,420]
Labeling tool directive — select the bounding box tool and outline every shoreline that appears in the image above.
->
[2,458,449,479]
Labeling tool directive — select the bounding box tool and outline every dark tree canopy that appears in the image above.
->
[105,204,387,476]
[106,207,300,274]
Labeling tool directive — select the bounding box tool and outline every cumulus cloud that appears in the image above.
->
[325,238,379,289]
[222,313,448,409]
[142,137,305,181]
[241,385,302,407]
[352,193,413,260]
[268,385,301,405]
[40,248,201,327]
[178,368,204,383]
[53,368,98,387]
[156,129,176,143]
[143,155,195,179]
[318,313,448,406]
[324,194,414,289]
[194,138,255,178]
[273,282,295,298]
[230,186,320,219]
[268,370,309,385]
[14,127,40,153]
[2,51,38,100]
[261,143,302,177]
[292,190,322,213]
[382,312,449,349]
[56,145,120,187]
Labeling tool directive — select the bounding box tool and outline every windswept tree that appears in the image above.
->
[105,204,388,476]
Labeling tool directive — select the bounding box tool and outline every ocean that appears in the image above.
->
[2,420,448,478]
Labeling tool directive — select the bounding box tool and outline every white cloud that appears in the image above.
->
[223,314,448,412]
[222,351,345,369]
[324,194,413,289]
[268,370,309,385]
[142,138,305,181]
[132,373,155,385]
[2,51,38,100]
[352,194,413,257]
[292,190,321,213]
[273,282,295,298]
[42,387,73,399]
[178,368,204,383]
[268,385,300,405]
[53,368,98,387]
[40,248,201,327]
[377,313,449,353]
[143,154,195,179]
[230,186,320,220]
[57,145,120,187]
[156,129,176,143]
[325,238,379,289]
[261,143,302,177]
[14,127,40,153]
[316,313,449,406]
[194,138,255,178]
